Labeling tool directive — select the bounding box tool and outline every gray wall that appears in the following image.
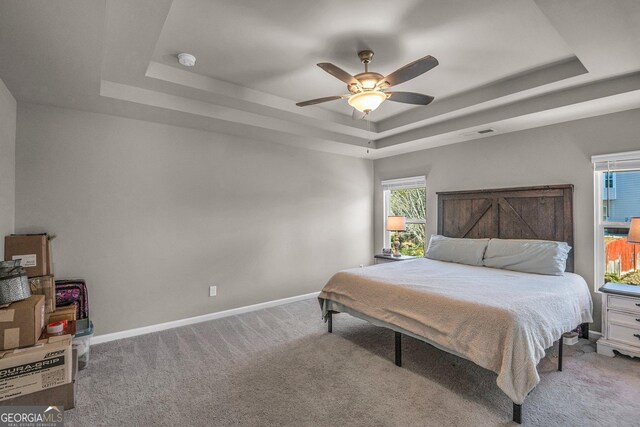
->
[0,77,16,257]
[374,109,640,331]
[15,103,374,335]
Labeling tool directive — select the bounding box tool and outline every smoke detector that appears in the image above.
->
[178,53,196,67]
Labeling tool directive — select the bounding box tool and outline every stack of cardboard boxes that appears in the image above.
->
[1,234,77,408]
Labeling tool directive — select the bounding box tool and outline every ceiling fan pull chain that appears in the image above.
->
[366,117,371,154]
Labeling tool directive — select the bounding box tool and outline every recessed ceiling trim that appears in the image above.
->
[100,80,373,148]
[146,61,378,137]
[369,89,640,159]
[377,56,588,133]
[375,71,640,149]
[93,95,372,158]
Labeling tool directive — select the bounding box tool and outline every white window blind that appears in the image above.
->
[381,176,426,191]
[592,150,640,172]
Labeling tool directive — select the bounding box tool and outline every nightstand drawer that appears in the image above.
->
[608,295,640,314]
[608,310,640,328]
[608,323,640,347]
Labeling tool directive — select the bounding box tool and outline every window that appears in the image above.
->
[382,176,426,257]
[592,151,640,288]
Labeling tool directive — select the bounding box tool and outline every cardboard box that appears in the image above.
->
[3,348,77,409]
[3,380,76,409]
[4,235,53,278]
[47,306,76,323]
[0,295,45,350]
[29,276,56,314]
[0,335,72,401]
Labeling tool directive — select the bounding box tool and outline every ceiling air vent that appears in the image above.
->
[478,128,496,135]
[477,128,495,134]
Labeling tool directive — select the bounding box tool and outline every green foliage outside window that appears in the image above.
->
[389,188,426,257]
[605,272,640,286]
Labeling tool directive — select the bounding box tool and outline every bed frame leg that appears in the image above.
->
[328,311,333,333]
[395,332,402,367]
[581,322,589,340]
[513,403,522,424]
[558,335,563,372]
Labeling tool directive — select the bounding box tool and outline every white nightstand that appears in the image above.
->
[597,282,640,358]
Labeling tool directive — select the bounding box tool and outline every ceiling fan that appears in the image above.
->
[296,50,438,119]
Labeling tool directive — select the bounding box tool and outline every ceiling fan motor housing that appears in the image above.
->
[358,50,374,64]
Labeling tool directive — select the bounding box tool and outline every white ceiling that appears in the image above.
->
[1,0,640,158]
[152,0,573,120]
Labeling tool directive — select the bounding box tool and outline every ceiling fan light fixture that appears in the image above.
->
[348,91,386,113]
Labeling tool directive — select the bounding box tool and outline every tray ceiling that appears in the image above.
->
[1,0,640,158]
[152,0,573,120]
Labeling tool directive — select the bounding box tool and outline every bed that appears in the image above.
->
[318,185,593,423]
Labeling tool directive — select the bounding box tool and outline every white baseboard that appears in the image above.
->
[91,291,320,345]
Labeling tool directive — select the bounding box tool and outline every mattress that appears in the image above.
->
[318,258,593,404]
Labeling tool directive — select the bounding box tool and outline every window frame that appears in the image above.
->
[381,176,426,250]
[592,150,640,290]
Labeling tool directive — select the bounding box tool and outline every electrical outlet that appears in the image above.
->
[209,285,217,297]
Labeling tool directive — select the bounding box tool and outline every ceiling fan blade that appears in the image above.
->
[379,55,439,88]
[351,108,367,120]
[317,63,361,86]
[386,92,435,105]
[296,95,346,107]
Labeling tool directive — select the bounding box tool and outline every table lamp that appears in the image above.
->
[386,216,406,257]
[628,217,640,243]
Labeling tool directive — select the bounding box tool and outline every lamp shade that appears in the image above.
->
[628,217,640,243]
[348,91,386,113]
[386,216,406,232]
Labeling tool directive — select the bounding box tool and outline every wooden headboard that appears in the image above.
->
[437,185,574,272]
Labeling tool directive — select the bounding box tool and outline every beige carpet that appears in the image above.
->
[66,299,640,426]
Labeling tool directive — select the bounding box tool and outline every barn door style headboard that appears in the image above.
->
[437,185,574,272]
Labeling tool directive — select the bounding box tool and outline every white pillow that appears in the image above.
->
[425,235,489,266]
[483,238,571,276]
